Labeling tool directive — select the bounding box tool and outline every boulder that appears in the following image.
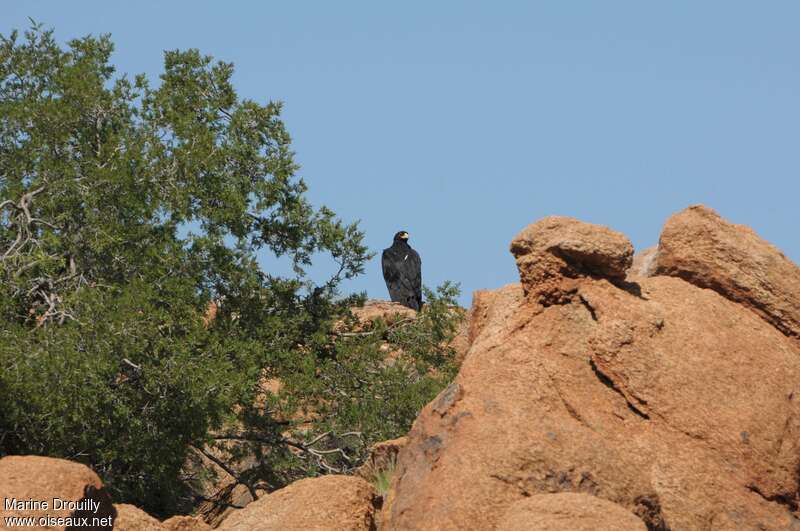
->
[0,455,116,531]
[510,216,634,305]
[114,505,213,530]
[194,479,265,527]
[163,515,213,530]
[382,214,800,531]
[495,493,647,531]
[219,475,378,531]
[114,503,163,531]
[654,205,800,340]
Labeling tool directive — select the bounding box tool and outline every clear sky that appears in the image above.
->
[4,2,799,307]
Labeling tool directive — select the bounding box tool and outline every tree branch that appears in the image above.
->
[192,445,259,501]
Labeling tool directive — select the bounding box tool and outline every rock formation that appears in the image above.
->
[4,206,799,530]
[113,504,212,530]
[0,455,116,531]
[653,205,800,341]
[383,211,800,530]
[114,503,164,531]
[0,456,213,531]
[350,300,417,324]
[218,475,379,531]
[510,216,634,305]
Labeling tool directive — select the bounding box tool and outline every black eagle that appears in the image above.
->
[382,231,422,310]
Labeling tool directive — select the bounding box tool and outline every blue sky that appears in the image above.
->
[5,2,799,307]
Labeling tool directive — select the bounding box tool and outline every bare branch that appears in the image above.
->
[212,430,364,475]
[192,445,259,502]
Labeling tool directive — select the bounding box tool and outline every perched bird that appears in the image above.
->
[382,231,422,310]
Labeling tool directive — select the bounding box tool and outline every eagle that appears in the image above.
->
[382,231,422,310]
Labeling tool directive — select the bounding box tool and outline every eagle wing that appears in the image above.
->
[382,249,398,283]
[407,248,422,304]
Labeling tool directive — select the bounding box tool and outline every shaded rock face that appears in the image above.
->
[496,492,647,531]
[219,475,379,531]
[0,455,116,531]
[654,205,800,341]
[510,216,634,305]
[383,212,800,531]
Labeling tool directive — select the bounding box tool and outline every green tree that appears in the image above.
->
[0,23,369,514]
[0,23,464,518]
[224,282,464,477]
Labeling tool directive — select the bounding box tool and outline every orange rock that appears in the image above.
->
[114,503,164,530]
[350,300,416,324]
[0,455,116,531]
[655,205,800,340]
[162,514,213,530]
[113,505,213,531]
[382,213,800,531]
[449,311,472,363]
[510,216,634,305]
[219,475,378,531]
[465,284,526,357]
[496,493,647,531]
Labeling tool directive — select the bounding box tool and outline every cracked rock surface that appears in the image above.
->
[382,211,800,531]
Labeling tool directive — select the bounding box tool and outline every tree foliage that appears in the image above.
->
[0,23,463,518]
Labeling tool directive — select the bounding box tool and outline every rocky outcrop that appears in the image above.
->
[350,300,417,324]
[349,300,470,361]
[496,493,647,531]
[8,207,800,531]
[0,455,116,531]
[383,212,800,531]
[510,216,634,305]
[219,475,379,531]
[654,205,800,340]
